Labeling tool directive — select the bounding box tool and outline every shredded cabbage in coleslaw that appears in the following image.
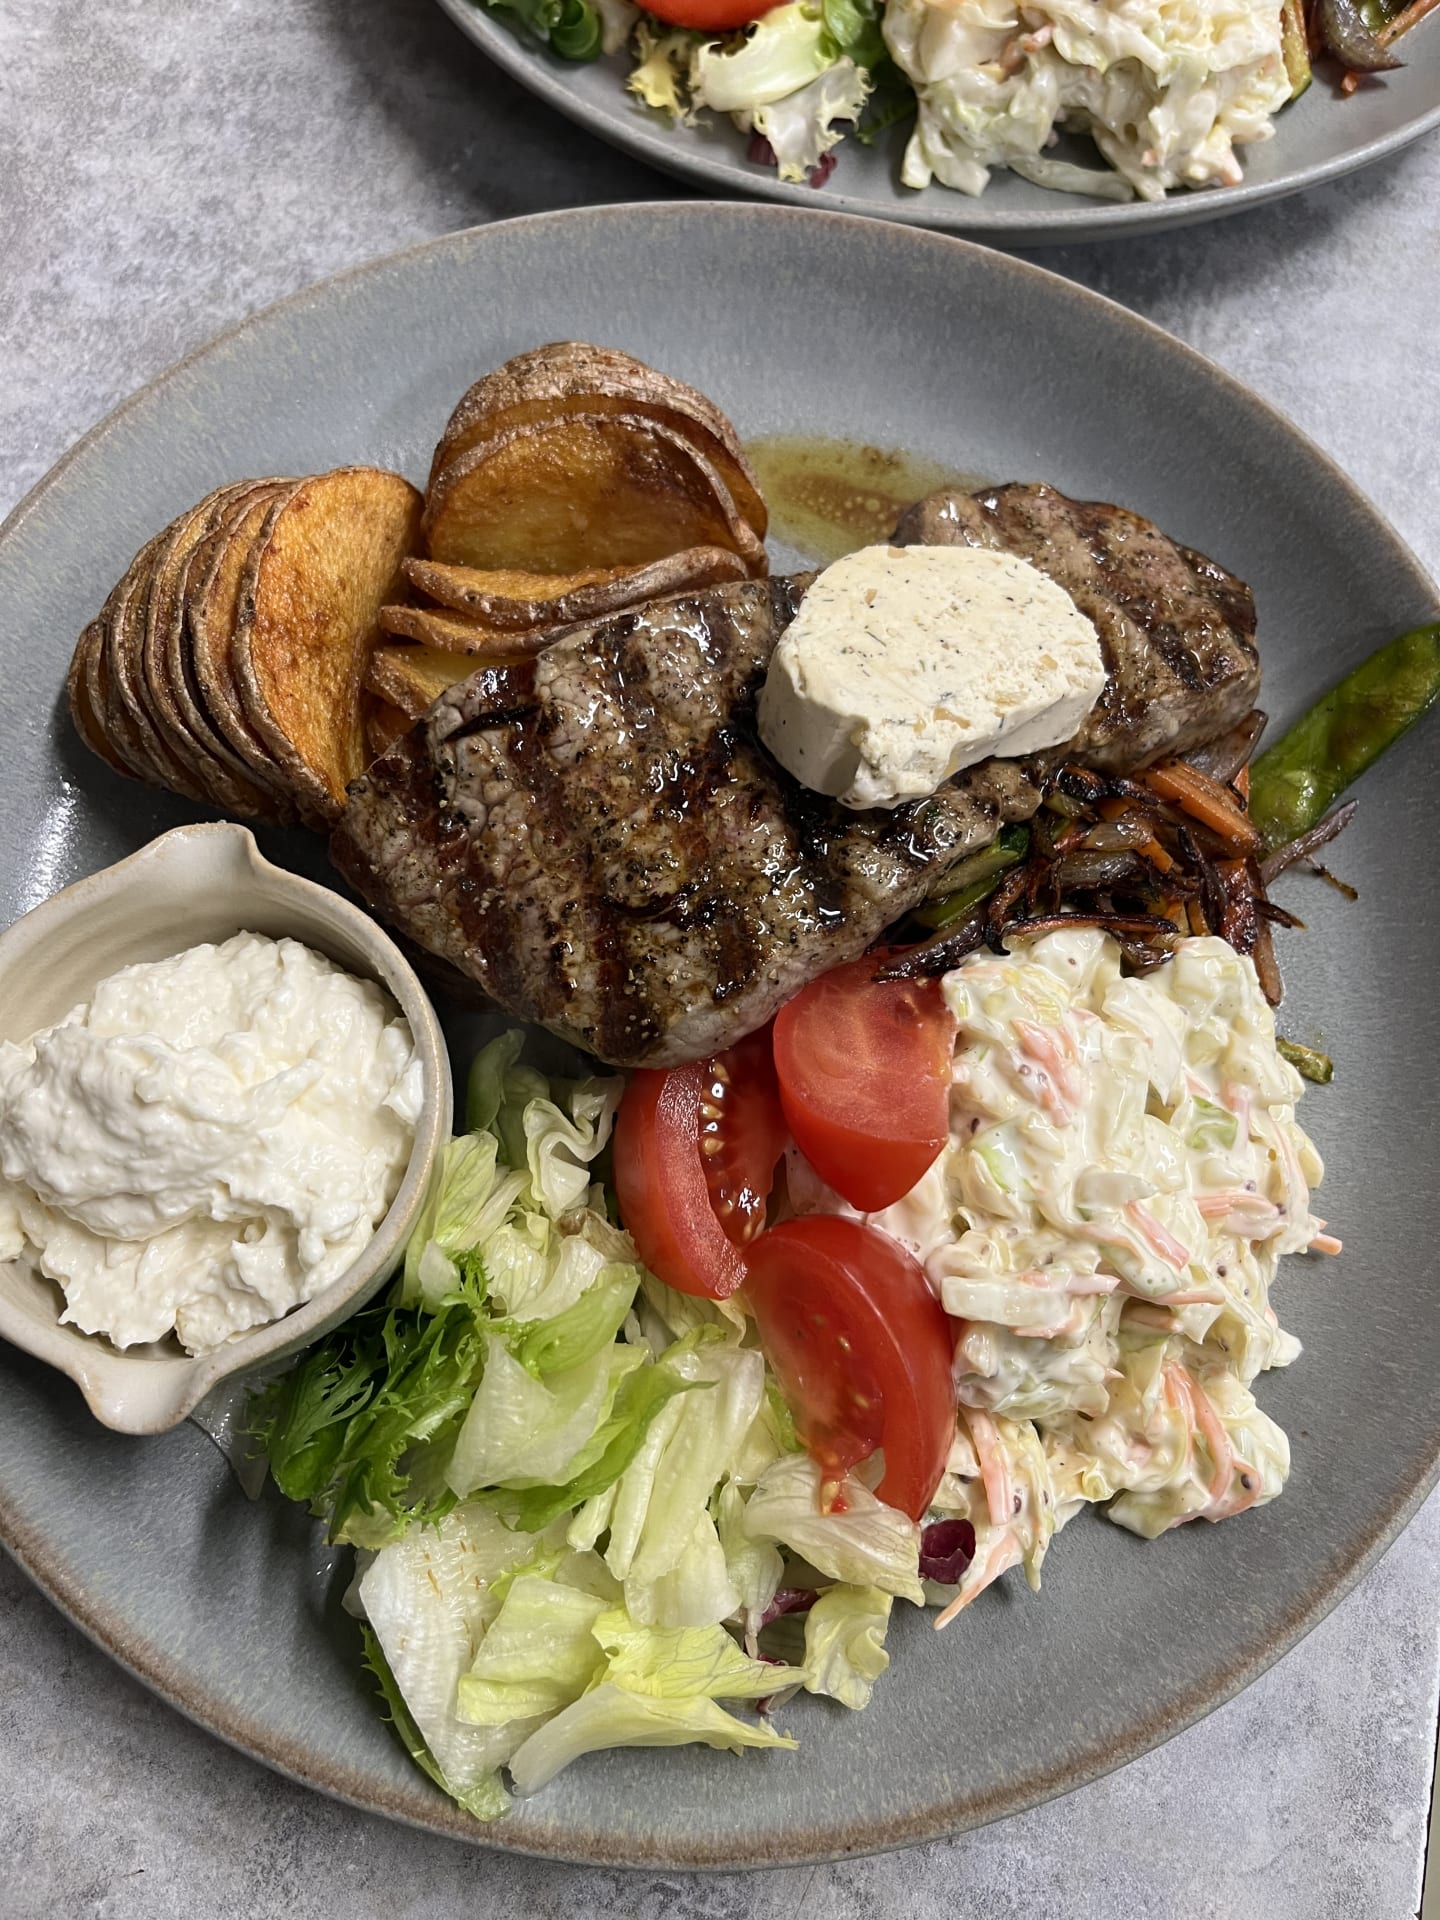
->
[791,927,1323,1621]
[884,0,1293,200]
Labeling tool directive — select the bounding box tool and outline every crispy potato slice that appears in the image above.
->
[94,535,163,781]
[102,527,212,797]
[422,412,767,577]
[73,555,156,784]
[428,342,768,541]
[169,494,300,822]
[365,644,481,720]
[86,581,158,786]
[171,509,292,815]
[232,467,422,820]
[191,482,305,795]
[66,620,130,777]
[143,481,288,818]
[377,602,529,655]
[363,694,413,761]
[402,544,749,632]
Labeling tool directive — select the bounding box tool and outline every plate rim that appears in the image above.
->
[2,200,1439,1871]
[436,0,1440,242]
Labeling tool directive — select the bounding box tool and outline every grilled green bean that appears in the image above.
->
[1247,622,1440,852]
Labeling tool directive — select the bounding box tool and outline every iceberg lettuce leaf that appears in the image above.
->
[447,1338,644,1495]
[802,1585,893,1710]
[455,1574,609,1726]
[595,1605,802,1702]
[743,1454,925,1604]
[507,1683,797,1796]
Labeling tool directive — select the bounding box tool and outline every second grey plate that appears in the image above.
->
[441,0,1440,242]
[0,204,1438,1867]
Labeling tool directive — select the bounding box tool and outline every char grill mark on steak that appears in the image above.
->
[892,483,1260,771]
[333,574,1044,1066]
[333,483,1261,1067]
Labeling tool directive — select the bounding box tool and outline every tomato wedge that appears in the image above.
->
[613,1031,787,1300]
[698,1027,789,1246]
[745,1215,957,1521]
[772,957,957,1213]
[640,0,772,26]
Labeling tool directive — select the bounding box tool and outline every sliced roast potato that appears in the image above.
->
[101,528,208,795]
[66,621,130,777]
[73,562,153,784]
[231,467,423,820]
[175,482,301,818]
[428,342,768,542]
[111,523,216,805]
[377,602,530,655]
[402,544,750,631]
[163,493,298,822]
[422,411,767,577]
[365,644,478,720]
[142,481,287,817]
[93,536,163,782]
[191,482,306,796]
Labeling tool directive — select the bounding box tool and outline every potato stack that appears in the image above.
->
[366,342,770,731]
[68,342,770,822]
[68,468,420,826]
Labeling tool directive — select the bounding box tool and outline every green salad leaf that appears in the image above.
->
[801,1585,893,1710]
[256,1025,909,1823]
[362,1624,512,1823]
[482,0,607,61]
[819,0,885,69]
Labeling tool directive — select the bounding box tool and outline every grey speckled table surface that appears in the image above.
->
[3,4,1439,1915]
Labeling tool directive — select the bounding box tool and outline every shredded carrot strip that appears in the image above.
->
[1233,763,1250,802]
[1124,1301,1176,1332]
[1143,760,1261,852]
[1309,1231,1343,1256]
[1196,1191,1280,1223]
[1186,899,1208,937]
[1126,1202,1191,1271]
[1184,1371,1237,1507]
[964,1409,1012,1530]
[1162,1364,1196,1486]
[1142,835,1175,874]
[1014,1019,1083,1119]
[932,1534,1023,1631]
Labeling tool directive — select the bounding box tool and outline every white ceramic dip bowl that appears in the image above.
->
[0,823,451,1433]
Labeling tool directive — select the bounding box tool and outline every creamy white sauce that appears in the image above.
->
[0,932,422,1354]
[757,545,1106,809]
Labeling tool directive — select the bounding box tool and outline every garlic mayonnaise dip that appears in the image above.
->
[0,932,422,1354]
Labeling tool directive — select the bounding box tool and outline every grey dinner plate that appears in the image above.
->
[0,203,1437,1870]
[441,0,1440,243]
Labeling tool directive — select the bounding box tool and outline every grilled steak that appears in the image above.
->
[333,578,1044,1066]
[334,485,1261,1067]
[893,483,1260,771]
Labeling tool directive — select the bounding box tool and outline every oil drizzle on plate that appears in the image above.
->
[746,436,987,566]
